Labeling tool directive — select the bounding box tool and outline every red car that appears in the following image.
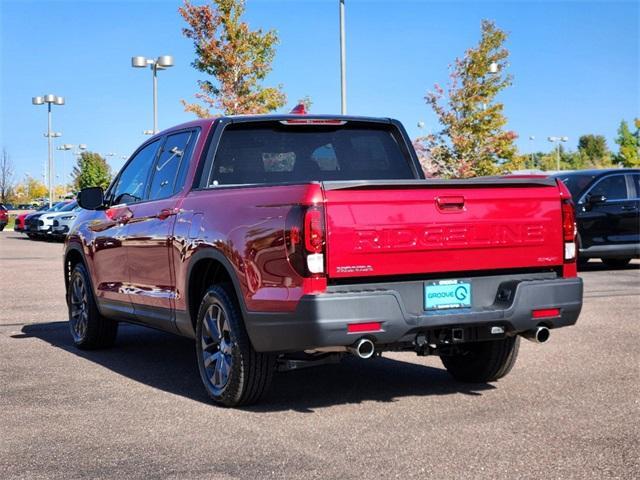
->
[0,204,8,231]
[13,212,30,233]
[65,113,583,406]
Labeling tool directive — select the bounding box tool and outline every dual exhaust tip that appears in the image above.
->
[348,327,549,358]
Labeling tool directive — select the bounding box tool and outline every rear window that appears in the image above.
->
[209,122,416,186]
[557,174,596,199]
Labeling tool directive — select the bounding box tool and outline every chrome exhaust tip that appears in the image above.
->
[348,338,375,359]
[522,326,551,344]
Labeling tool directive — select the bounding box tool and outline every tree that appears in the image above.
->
[0,148,14,203]
[614,119,639,167]
[423,20,517,178]
[179,0,286,117]
[576,134,612,168]
[72,151,112,191]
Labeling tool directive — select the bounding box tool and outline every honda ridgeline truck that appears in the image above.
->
[66,113,583,406]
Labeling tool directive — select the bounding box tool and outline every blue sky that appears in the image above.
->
[1,0,638,182]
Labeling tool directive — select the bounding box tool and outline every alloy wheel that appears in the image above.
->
[69,275,89,342]
[200,302,234,393]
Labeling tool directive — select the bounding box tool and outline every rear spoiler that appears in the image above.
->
[322,177,557,191]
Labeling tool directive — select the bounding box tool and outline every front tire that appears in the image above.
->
[67,263,118,349]
[195,285,275,407]
[601,258,631,269]
[441,336,520,383]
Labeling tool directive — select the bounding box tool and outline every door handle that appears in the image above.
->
[436,196,465,211]
[157,208,181,220]
[621,205,637,211]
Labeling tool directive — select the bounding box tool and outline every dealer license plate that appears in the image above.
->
[425,280,472,310]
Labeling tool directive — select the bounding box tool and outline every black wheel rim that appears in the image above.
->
[69,274,89,342]
[200,302,233,393]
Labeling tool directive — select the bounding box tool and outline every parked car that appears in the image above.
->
[51,202,82,240]
[38,201,78,239]
[14,212,32,233]
[0,204,8,231]
[65,114,582,407]
[553,169,640,268]
[25,202,72,239]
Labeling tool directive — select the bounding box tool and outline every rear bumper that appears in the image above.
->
[245,276,583,352]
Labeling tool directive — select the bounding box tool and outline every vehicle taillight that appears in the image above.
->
[561,199,576,262]
[285,205,326,277]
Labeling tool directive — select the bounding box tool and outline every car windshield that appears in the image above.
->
[211,121,416,185]
[50,202,71,212]
[59,201,78,212]
[556,174,597,199]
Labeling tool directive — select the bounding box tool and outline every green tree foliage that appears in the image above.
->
[614,119,639,167]
[423,20,517,178]
[72,152,112,191]
[179,0,286,117]
[575,134,612,168]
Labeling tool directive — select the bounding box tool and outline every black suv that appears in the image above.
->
[553,169,639,268]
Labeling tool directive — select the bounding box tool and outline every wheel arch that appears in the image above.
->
[185,248,247,332]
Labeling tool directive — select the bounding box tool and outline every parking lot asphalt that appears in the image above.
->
[0,231,638,479]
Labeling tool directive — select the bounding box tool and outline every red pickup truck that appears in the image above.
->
[67,114,582,406]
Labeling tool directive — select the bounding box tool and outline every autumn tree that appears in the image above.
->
[0,148,14,203]
[422,20,517,178]
[179,0,286,117]
[72,151,112,190]
[614,119,639,167]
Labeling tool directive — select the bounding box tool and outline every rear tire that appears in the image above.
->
[195,284,275,407]
[67,263,118,349]
[441,336,520,383]
[0,224,5,231]
[601,258,631,269]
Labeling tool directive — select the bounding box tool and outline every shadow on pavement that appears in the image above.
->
[579,260,640,272]
[17,321,495,412]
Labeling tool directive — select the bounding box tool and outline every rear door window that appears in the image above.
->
[148,130,196,201]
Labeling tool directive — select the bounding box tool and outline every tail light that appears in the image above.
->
[561,199,576,262]
[286,205,326,277]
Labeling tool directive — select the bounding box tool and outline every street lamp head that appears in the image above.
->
[131,56,148,68]
[143,130,154,135]
[489,62,499,74]
[44,94,57,103]
[561,136,569,142]
[32,96,44,105]
[156,55,174,68]
[79,144,87,150]
[54,96,65,105]
[529,136,535,140]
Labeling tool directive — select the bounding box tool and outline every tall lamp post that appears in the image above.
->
[131,55,174,134]
[32,94,65,208]
[547,136,569,171]
[339,0,346,114]
[528,136,536,168]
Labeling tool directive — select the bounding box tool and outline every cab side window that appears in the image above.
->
[112,140,160,205]
[588,175,628,201]
[148,131,195,201]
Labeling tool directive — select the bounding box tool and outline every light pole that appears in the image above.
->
[529,136,535,168]
[131,55,174,134]
[32,94,65,208]
[339,0,346,114]
[547,136,569,171]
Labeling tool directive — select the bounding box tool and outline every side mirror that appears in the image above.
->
[77,187,105,210]
[587,194,607,205]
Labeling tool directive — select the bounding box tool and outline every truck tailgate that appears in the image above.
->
[322,179,564,279]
